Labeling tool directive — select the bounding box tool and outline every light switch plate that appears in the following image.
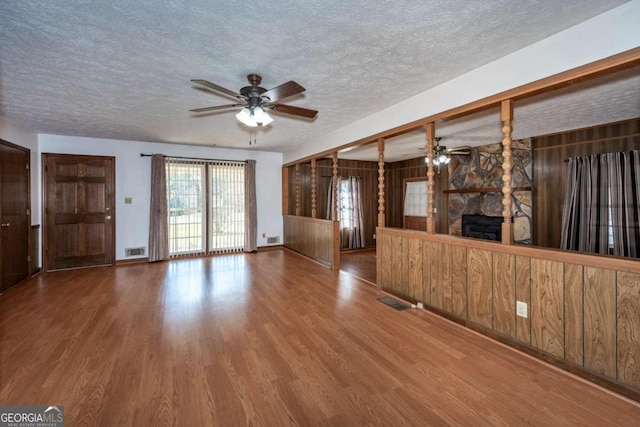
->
[124,197,132,204]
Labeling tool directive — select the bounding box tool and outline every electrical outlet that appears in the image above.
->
[262,233,266,238]
[516,301,528,318]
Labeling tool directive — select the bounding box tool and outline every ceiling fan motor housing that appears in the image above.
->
[240,75,268,109]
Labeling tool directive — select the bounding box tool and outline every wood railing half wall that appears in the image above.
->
[284,215,340,269]
[376,227,640,399]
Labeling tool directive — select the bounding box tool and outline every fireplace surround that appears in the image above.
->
[461,214,504,241]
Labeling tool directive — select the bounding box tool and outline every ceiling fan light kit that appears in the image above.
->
[235,106,273,127]
[190,74,318,129]
[424,137,470,165]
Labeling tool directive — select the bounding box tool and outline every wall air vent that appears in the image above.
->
[266,236,280,244]
[125,247,146,257]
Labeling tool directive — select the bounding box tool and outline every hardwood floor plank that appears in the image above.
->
[1,250,639,426]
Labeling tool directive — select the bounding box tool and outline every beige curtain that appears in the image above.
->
[149,154,169,262]
[243,159,257,252]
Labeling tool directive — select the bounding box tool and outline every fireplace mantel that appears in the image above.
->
[444,186,532,194]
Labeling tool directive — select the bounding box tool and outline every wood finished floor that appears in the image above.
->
[340,249,377,285]
[1,249,639,426]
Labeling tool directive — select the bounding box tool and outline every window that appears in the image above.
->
[167,159,245,256]
[404,180,428,217]
[338,179,353,228]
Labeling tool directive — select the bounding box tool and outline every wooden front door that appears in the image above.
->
[0,141,30,290]
[44,154,115,271]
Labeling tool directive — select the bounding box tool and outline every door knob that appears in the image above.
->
[105,216,111,220]
[1,223,9,227]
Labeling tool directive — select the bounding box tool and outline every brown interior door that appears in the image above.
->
[44,154,115,271]
[0,141,30,290]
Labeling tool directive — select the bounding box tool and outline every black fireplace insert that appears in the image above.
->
[461,214,504,241]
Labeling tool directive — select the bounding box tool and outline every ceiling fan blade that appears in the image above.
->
[447,145,472,153]
[189,104,243,113]
[261,81,305,103]
[191,79,242,100]
[269,103,318,118]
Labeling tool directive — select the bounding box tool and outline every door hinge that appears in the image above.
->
[26,209,30,216]
[26,163,29,170]
[27,255,31,262]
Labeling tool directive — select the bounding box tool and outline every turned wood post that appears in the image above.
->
[310,159,317,218]
[332,152,338,221]
[377,139,386,228]
[295,163,301,217]
[501,99,514,244]
[426,123,436,234]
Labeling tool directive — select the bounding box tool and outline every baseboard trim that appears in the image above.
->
[257,245,283,251]
[116,257,149,265]
[381,286,640,404]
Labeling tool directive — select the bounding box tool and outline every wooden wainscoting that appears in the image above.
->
[376,227,640,399]
[283,215,340,269]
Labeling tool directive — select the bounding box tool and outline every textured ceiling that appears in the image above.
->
[0,0,633,156]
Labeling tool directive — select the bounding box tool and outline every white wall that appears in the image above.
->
[284,1,640,163]
[38,135,283,260]
[0,116,40,225]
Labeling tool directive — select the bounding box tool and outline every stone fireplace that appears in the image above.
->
[448,139,532,245]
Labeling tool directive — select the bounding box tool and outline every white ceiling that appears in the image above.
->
[0,0,635,158]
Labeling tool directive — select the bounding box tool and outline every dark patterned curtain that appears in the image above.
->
[609,151,640,257]
[561,150,639,257]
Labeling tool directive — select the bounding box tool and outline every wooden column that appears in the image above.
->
[295,163,301,217]
[310,159,317,218]
[377,139,386,228]
[426,123,436,234]
[332,152,338,221]
[501,100,514,244]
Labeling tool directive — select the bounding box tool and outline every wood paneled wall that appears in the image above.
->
[533,118,640,248]
[286,159,379,248]
[385,158,448,232]
[283,215,339,269]
[377,227,640,395]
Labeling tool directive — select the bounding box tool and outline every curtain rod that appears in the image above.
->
[140,153,247,163]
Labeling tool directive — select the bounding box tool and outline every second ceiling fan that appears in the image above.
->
[190,74,318,127]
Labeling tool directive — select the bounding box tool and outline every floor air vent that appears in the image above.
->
[125,247,146,257]
[266,236,280,244]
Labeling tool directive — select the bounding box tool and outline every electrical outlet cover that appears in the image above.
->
[516,301,528,318]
